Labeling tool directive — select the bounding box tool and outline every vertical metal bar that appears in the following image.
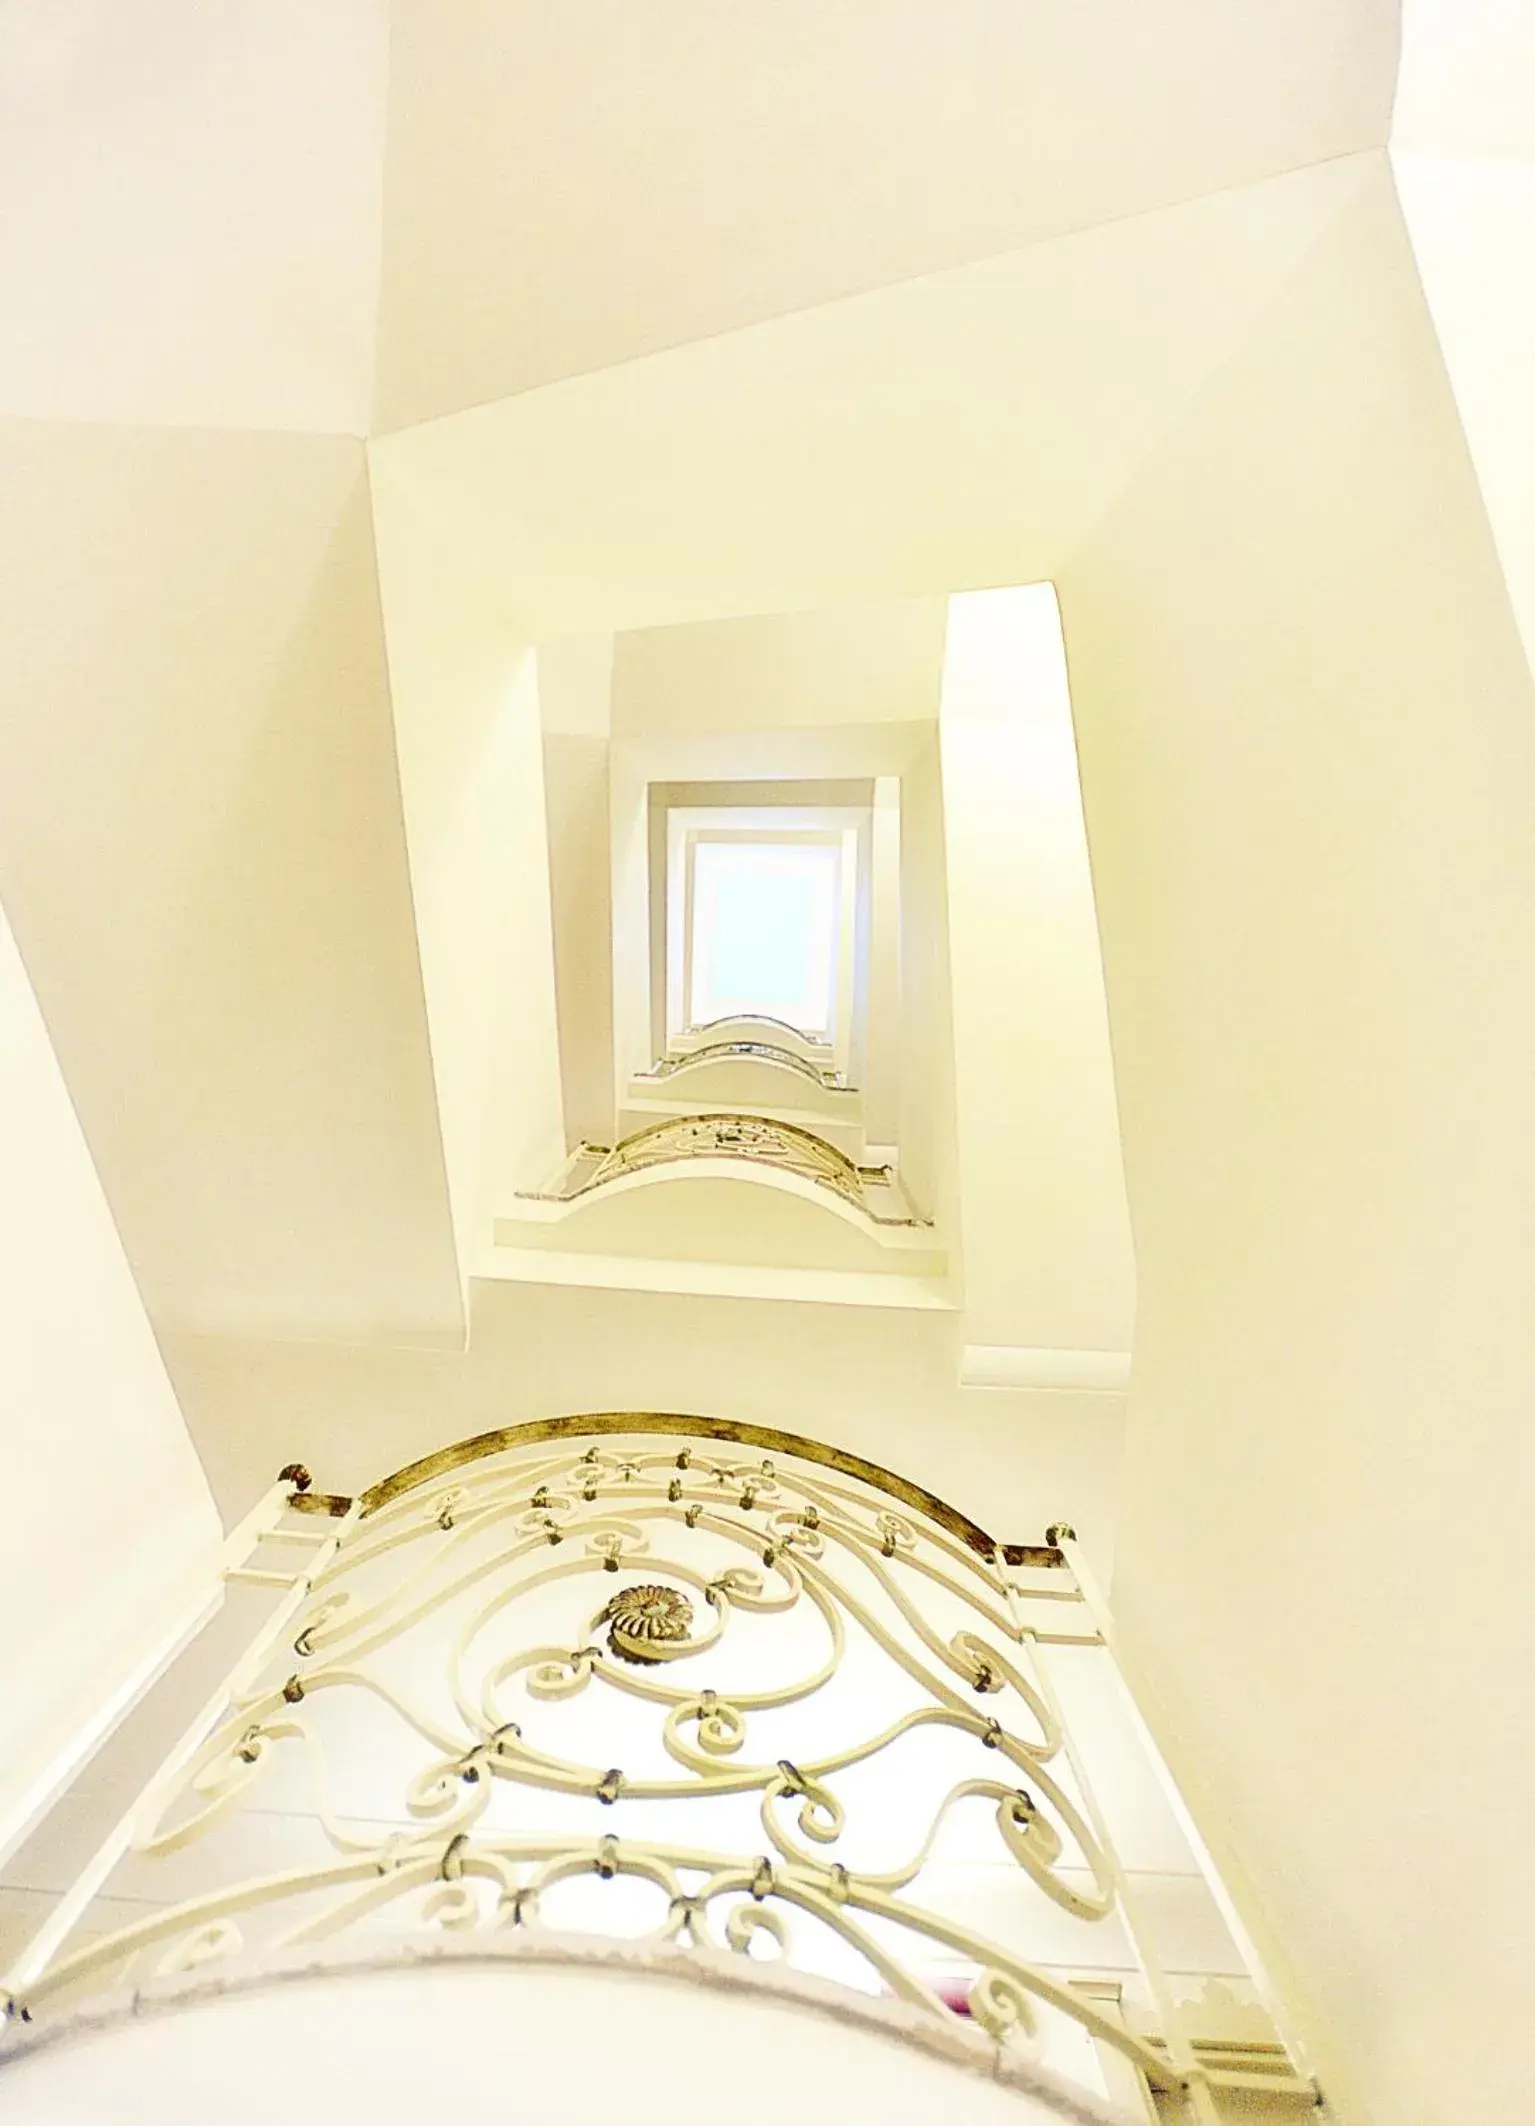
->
[1047,1524,1313,2084]
[3,1491,360,2001]
[0,1486,304,1880]
[1002,1569,1220,2126]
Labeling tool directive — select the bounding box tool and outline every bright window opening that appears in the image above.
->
[688,840,839,1035]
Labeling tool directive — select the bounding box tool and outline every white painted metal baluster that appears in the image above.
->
[1001,1560,1220,2126]
[0,1427,1238,2111]
[1043,1521,1316,2097]
[3,1487,360,2005]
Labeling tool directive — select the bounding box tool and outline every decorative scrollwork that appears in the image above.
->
[522,1114,925,1226]
[637,1037,849,1092]
[2,1422,1187,2105]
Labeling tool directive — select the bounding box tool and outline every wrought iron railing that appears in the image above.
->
[0,1418,1314,2121]
[681,1013,830,1051]
[636,1039,850,1092]
[523,1115,924,1227]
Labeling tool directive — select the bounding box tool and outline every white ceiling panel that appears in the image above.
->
[0,1,389,432]
[0,421,461,1345]
[375,0,1397,428]
[370,154,1378,636]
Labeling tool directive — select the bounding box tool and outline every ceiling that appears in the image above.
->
[373,0,1398,426]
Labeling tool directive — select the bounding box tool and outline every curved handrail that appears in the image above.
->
[599,1110,869,1181]
[681,1013,830,1053]
[354,1412,1063,1566]
[639,1040,850,1092]
[526,1114,920,1226]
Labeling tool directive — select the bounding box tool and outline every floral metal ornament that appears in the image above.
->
[0,1420,1313,2118]
[520,1113,925,1226]
[600,1582,695,1664]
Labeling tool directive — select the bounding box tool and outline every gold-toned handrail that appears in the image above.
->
[520,1114,925,1228]
[597,1110,872,1182]
[348,1413,1061,1566]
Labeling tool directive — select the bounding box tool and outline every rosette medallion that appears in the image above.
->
[600,1583,696,1665]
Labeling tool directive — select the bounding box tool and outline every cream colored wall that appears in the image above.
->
[372,0,1395,427]
[1059,159,1535,2126]
[481,653,569,1232]
[938,588,1134,1361]
[0,1,388,434]
[607,744,658,1101]
[864,777,903,1145]
[539,635,616,1147]
[371,462,566,1294]
[895,739,958,1240]
[1392,2,1535,688]
[368,155,1381,641]
[542,733,616,1147]
[0,424,459,1347]
[0,904,220,1862]
[610,601,947,734]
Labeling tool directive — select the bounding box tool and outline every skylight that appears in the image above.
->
[688,840,839,1035]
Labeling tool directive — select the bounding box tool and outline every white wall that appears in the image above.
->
[372,0,1395,426]
[1059,160,1535,2126]
[371,460,566,1291]
[0,423,460,1349]
[610,600,947,735]
[0,0,388,435]
[0,904,220,1862]
[369,155,1382,641]
[938,588,1135,1363]
[540,635,616,1149]
[1392,1,1535,688]
[864,777,903,1145]
[895,738,958,1243]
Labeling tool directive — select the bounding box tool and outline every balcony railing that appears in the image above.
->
[680,1013,830,1051]
[635,1039,851,1092]
[523,1114,924,1227]
[0,1417,1316,2121]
